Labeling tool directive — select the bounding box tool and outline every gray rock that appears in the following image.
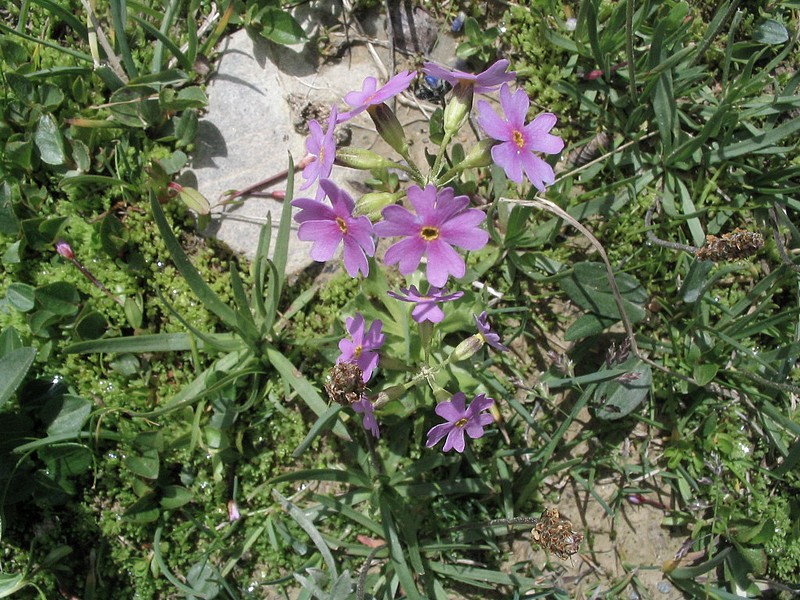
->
[189,7,462,274]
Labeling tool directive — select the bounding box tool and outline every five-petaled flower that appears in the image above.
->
[426,392,494,453]
[476,83,564,191]
[422,59,515,94]
[338,71,416,122]
[474,311,509,352]
[387,285,464,324]
[300,105,338,200]
[353,398,380,438]
[292,179,375,278]
[374,184,488,288]
[337,313,385,382]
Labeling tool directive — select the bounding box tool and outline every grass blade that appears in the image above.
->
[149,192,239,328]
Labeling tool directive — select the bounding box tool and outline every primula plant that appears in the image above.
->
[291,58,553,449]
[275,58,587,597]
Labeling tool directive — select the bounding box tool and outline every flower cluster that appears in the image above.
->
[295,60,563,450]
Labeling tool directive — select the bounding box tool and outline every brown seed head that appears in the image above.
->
[695,228,764,262]
[531,507,583,560]
[324,362,367,406]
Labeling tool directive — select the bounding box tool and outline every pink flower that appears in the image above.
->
[300,106,338,200]
[387,285,464,324]
[426,392,494,453]
[292,179,375,277]
[353,398,380,438]
[337,313,385,381]
[422,59,515,94]
[338,71,416,122]
[374,184,488,288]
[476,83,564,191]
[474,311,509,352]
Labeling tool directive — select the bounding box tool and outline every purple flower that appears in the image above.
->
[338,71,416,122]
[476,83,564,191]
[374,185,488,288]
[474,311,509,352]
[422,59,515,94]
[353,398,380,438]
[292,179,375,277]
[337,313,385,381]
[300,105,338,200]
[387,285,464,324]
[426,392,494,453]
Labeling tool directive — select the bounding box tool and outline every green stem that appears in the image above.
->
[429,131,454,184]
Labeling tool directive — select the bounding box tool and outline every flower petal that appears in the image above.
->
[426,240,464,287]
[491,142,524,183]
[476,100,511,141]
[443,427,466,453]
[426,422,452,448]
[383,237,426,275]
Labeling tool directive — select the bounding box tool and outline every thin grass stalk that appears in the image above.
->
[625,0,637,102]
[501,196,640,358]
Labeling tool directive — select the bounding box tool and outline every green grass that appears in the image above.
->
[1,0,799,598]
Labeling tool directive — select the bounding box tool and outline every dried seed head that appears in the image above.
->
[531,508,583,560]
[324,362,367,406]
[695,228,764,262]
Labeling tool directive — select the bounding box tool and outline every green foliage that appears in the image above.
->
[2,0,800,597]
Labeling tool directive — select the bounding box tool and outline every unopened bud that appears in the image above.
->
[460,139,496,169]
[372,384,405,409]
[367,103,408,156]
[355,191,403,221]
[442,81,473,135]
[335,147,398,171]
[55,239,75,260]
[449,334,484,362]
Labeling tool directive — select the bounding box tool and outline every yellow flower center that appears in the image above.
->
[513,130,525,149]
[353,345,363,358]
[421,226,440,241]
[455,417,468,428]
[336,216,347,234]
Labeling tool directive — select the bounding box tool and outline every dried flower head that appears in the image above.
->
[695,228,764,262]
[531,508,583,560]
[324,362,367,406]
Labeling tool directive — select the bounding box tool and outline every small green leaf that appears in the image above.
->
[125,449,160,479]
[593,358,653,420]
[0,572,28,597]
[0,182,20,235]
[6,283,35,312]
[39,444,93,479]
[752,19,788,45]
[0,347,37,410]
[177,186,210,215]
[160,485,193,509]
[256,8,307,45]
[693,363,718,386]
[34,113,67,165]
[45,395,92,436]
[34,281,80,316]
[123,493,161,523]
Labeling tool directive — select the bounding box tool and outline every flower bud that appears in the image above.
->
[372,384,405,409]
[354,191,403,220]
[367,103,408,156]
[442,81,474,135]
[449,334,484,362]
[335,147,398,171]
[460,139,496,169]
[55,239,75,260]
